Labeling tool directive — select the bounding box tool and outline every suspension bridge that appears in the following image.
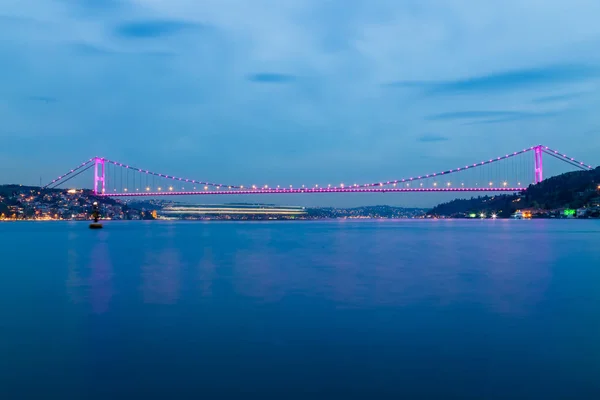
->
[43,145,594,197]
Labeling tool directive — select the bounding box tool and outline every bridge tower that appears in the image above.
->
[534,145,543,184]
[93,157,105,195]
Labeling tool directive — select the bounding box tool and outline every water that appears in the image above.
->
[1,220,600,399]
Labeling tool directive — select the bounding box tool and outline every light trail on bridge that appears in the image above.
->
[99,187,523,197]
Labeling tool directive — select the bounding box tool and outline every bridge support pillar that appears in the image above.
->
[534,145,543,184]
[93,157,105,195]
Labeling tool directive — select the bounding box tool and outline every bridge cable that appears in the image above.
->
[45,164,94,190]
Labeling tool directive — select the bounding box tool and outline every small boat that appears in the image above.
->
[89,223,103,229]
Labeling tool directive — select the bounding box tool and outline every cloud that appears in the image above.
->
[386,65,600,95]
[247,73,297,83]
[464,111,563,125]
[532,92,586,104]
[426,111,525,121]
[425,110,565,125]
[418,134,449,142]
[69,43,115,56]
[115,20,200,39]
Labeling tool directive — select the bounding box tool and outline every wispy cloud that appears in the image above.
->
[69,43,115,56]
[426,111,524,121]
[386,65,600,95]
[426,110,563,125]
[532,92,586,104]
[464,111,562,125]
[115,20,200,39]
[418,134,449,142]
[247,73,297,84]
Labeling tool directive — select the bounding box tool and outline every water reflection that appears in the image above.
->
[197,247,215,297]
[66,248,83,304]
[220,221,558,314]
[141,247,182,305]
[88,234,113,314]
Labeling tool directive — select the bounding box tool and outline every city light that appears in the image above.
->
[491,213,497,219]
[480,213,486,218]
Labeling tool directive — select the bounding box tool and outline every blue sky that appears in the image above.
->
[1,0,600,206]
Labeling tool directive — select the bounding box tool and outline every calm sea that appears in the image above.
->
[1,220,600,399]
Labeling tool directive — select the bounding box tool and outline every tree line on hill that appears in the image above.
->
[428,167,600,218]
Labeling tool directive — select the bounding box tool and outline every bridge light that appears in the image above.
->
[503,181,507,187]
[240,185,244,189]
[489,182,493,186]
[461,183,464,186]
[204,186,208,190]
[252,185,256,189]
[146,187,150,191]
[393,183,396,187]
[169,187,173,191]
[447,182,451,186]
[433,182,437,186]
[158,187,162,191]
[264,185,268,189]
[340,183,344,188]
[124,188,128,192]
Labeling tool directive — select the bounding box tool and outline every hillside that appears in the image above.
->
[429,167,600,218]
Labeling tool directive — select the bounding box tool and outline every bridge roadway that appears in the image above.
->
[99,187,523,197]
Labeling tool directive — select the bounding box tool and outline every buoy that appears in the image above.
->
[89,202,103,229]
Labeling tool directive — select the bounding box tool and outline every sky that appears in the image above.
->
[1,0,600,207]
